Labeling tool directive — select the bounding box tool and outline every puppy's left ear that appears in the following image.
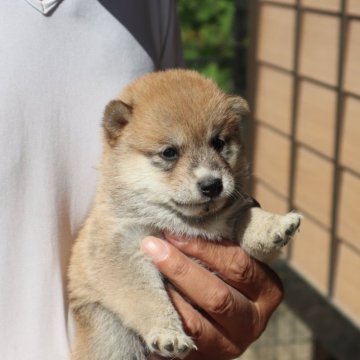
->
[227,95,250,117]
[103,99,132,146]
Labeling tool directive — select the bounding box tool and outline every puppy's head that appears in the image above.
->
[102,70,249,219]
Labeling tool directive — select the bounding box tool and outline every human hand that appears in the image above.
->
[141,234,283,360]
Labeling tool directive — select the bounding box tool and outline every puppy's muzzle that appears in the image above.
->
[197,177,223,198]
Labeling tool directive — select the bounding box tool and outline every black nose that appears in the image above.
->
[197,178,223,198]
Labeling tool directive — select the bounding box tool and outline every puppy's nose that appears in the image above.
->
[197,178,223,198]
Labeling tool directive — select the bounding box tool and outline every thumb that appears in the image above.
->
[141,236,170,263]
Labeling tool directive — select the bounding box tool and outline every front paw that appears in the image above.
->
[271,212,302,248]
[145,328,196,359]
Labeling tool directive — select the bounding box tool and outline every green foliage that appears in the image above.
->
[178,0,236,92]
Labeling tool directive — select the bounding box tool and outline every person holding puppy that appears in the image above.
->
[143,234,283,360]
[0,1,282,359]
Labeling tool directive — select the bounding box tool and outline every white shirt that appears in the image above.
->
[0,1,183,359]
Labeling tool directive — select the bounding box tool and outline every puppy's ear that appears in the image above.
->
[103,99,132,145]
[227,95,250,117]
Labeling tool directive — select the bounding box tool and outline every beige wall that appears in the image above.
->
[250,0,360,326]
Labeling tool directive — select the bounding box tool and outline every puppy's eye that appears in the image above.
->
[212,136,225,152]
[161,147,178,160]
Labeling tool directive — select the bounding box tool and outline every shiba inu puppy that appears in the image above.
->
[68,69,301,360]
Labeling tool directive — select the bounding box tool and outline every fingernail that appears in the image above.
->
[164,232,189,244]
[141,237,169,262]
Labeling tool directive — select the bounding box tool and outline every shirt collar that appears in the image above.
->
[24,0,63,15]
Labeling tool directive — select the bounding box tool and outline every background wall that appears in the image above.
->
[249,0,360,328]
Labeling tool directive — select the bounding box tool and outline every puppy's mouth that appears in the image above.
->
[172,199,211,208]
[171,198,224,216]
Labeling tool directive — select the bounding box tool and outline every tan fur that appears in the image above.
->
[68,69,301,359]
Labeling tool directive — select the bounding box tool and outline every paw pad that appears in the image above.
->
[146,329,195,359]
[272,213,302,248]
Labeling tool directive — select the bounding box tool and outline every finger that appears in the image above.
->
[141,236,255,328]
[141,236,238,306]
[165,233,283,311]
[167,287,242,360]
